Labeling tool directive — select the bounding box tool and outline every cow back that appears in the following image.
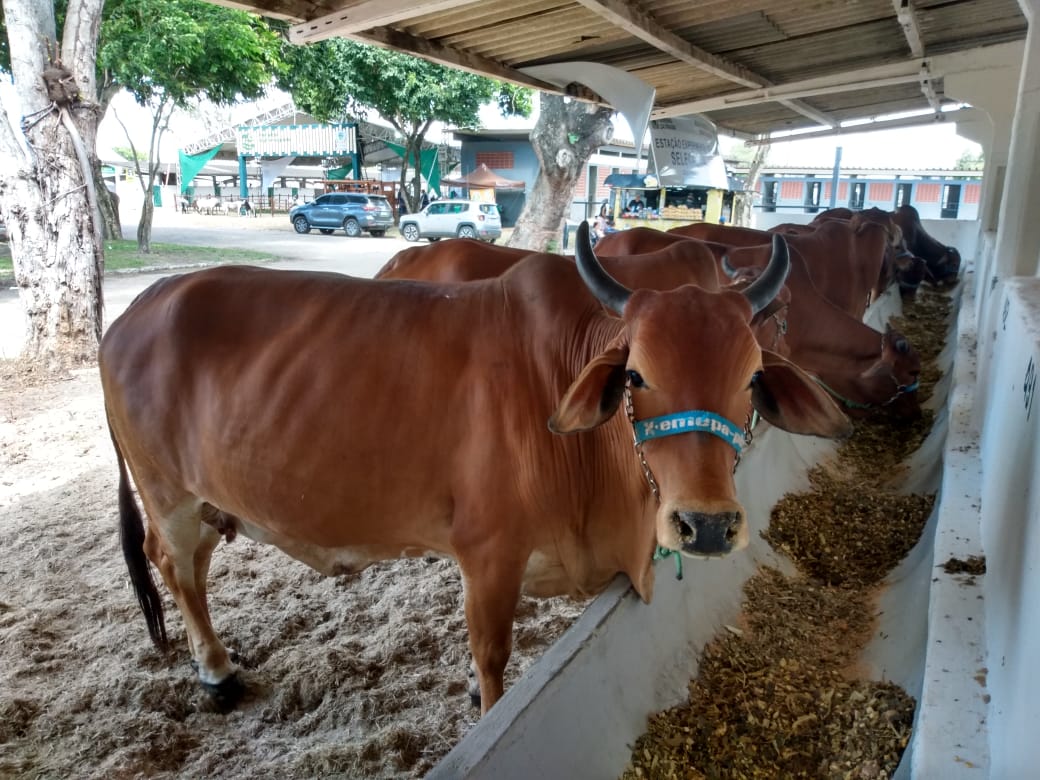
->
[375,239,533,282]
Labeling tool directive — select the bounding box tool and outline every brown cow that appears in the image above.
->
[380,229,919,417]
[892,204,961,286]
[806,207,928,302]
[101,225,850,714]
[605,229,922,419]
[374,238,533,281]
[675,221,893,319]
[377,231,790,358]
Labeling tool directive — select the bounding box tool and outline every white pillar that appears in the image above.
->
[971,5,1040,426]
[991,2,1040,279]
[943,43,1023,332]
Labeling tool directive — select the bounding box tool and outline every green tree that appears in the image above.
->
[279,40,531,212]
[99,0,283,251]
[956,149,984,170]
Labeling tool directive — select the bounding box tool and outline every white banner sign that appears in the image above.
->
[650,116,729,189]
[236,124,356,157]
[259,157,296,190]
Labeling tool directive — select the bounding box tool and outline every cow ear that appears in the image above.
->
[549,345,629,433]
[752,350,853,438]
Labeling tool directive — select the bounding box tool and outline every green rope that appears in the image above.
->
[811,376,875,411]
[653,546,684,580]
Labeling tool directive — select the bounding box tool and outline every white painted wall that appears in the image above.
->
[977,278,1040,776]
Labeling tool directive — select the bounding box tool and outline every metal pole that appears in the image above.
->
[829,146,842,208]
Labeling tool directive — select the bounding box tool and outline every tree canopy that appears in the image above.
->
[97,0,285,250]
[280,39,529,128]
[278,39,531,208]
[99,0,283,108]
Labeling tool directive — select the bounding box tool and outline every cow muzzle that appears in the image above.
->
[670,509,746,557]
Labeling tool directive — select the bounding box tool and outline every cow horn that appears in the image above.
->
[741,234,790,315]
[720,254,738,279]
[574,221,631,314]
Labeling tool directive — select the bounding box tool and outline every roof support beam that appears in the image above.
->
[919,66,944,113]
[347,28,604,102]
[892,0,944,112]
[288,0,482,44]
[571,0,838,128]
[894,0,925,58]
[741,107,972,145]
[651,46,1013,120]
[653,62,928,118]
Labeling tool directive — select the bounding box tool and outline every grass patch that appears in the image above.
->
[0,239,275,278]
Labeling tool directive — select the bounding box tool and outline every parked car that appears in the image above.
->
[289,193,394,237]
[399,200,502,242]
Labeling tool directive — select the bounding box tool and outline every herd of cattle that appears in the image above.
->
[98,203,958,716]
[179,195,254,215]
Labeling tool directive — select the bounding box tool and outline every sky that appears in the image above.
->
[720,122,981,170]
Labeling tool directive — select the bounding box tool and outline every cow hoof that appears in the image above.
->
[466,665,481,709]
[201,673,245,711]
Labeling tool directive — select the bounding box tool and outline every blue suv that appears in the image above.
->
[289,193,394,237]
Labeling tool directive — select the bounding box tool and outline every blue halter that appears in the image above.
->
[632,410,746,452]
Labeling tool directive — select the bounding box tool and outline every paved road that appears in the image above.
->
[148,208,413,277]
[1,207,413,359]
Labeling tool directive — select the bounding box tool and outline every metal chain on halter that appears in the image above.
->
[735,412,755,472]
[623,383,660,501]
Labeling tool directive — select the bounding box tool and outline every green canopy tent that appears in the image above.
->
[384,141,442,196]
[177,147,222,194]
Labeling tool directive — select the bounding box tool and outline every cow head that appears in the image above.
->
[861,326,922,419]
[927,246,962,287]
[550,225,852,558]
[892,246,928,302]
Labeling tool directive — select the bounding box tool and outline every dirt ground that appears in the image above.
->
[0,364,585,778]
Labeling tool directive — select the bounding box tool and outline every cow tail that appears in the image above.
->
[111,428,168,650]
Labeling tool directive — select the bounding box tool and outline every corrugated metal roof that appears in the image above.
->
[209,0,1028,138]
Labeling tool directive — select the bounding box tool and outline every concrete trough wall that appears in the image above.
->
[431,291,952,779]
[977,276,1040,776]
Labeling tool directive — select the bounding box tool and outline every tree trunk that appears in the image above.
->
[137,196,154,253]
[508,93,615,252]
[94,161,122,240]
[0,0,105,368]
[736,141,769,228]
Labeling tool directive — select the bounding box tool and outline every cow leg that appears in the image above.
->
[458,551,524,715]
[143,500,242,707]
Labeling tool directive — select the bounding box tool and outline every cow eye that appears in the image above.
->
[627,370,646,388]
[749,370,762,388]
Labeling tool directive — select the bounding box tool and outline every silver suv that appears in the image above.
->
[289,193,394,237]
[400,200,502,242]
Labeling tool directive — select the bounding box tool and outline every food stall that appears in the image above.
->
[603,174,731,230]
[602,115,736,231]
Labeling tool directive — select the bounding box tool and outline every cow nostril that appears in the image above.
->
[673,512,695,541]
[726,520,739,541]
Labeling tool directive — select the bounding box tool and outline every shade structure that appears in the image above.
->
[441,163,525,190]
